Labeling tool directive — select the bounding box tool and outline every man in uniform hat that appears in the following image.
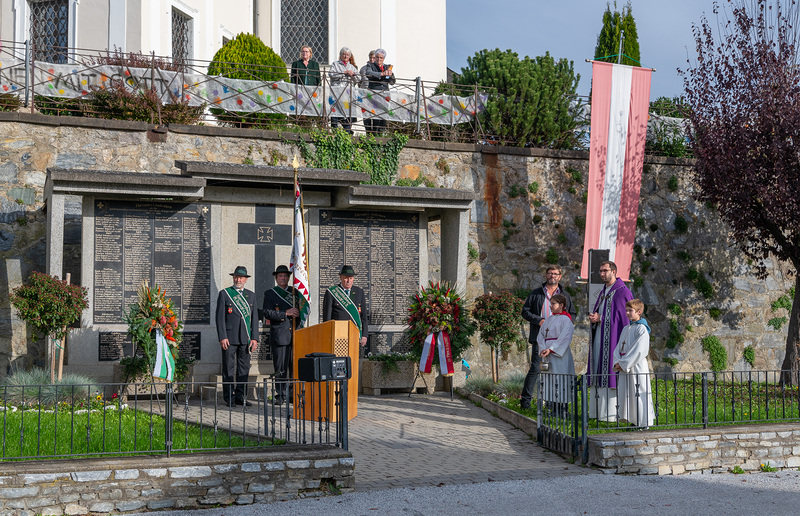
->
[262,265,300,403]
[323,265,369,346]
[216,265,259,407]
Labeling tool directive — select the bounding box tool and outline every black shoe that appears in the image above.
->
[224,399,236,407]
[521,402,531,410]
[272,397,285,405]
[237,400,252,407]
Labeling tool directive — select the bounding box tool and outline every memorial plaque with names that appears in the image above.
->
[318,210,420,326]
[178,332,202,361]
[98,332,132,361]
[93,200,212,325]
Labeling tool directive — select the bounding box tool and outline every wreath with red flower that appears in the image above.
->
[124,281,183,378]
[405,281,475,362]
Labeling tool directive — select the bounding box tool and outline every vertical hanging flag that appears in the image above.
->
[289,176,311,328]
[581,61,652,281]
[153,329,175,382]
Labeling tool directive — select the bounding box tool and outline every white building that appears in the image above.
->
[0,0,447,83]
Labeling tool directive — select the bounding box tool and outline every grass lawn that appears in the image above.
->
[468,373,800,435]
[0,404,272,461]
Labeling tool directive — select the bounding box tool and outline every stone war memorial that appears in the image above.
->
[44,161,473,383]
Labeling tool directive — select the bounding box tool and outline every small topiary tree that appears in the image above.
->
[10,272,88,382]
[472,291,525,382]
[207,33,289,128]
[594,1,641,67]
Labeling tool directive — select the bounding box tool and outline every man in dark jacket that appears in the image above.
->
[323,265,368,347]
[216,265,259,407]
[262,265,300,403]
[520,265,577,409]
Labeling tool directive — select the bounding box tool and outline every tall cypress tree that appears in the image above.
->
[594,1,641,67]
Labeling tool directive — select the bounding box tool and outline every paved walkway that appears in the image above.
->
[167,391,595,491]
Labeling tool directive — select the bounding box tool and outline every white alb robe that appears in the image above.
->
[613,322,656,427]
[537,314,575,403]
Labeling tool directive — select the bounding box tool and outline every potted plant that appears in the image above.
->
[472,291,525,382]
[405,282,476,392]
[361,351,417,395]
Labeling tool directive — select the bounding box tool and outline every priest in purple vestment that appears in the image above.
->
[587,260,633,421]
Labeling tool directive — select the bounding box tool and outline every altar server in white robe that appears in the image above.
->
[613,298,656,428]
[538,294,575,405]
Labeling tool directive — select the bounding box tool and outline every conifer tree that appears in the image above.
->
[594,1,641,66]
[455,49,582,149]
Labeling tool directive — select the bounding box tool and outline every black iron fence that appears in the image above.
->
[0,377,347,461]
[536,370,800,460]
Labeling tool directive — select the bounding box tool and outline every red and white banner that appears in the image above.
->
[419,331,455,375]
[581,61,652,281]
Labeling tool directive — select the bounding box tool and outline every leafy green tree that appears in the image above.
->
[472,291,525,382]
[454,49,583,149]
[594,1,641,66]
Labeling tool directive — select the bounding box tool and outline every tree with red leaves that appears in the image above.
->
[682,0,800,383]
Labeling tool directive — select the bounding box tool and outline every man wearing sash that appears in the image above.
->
[215,266,259,407]
[587,261,633,421]
[323,265,369,347]
[262,265,300,403]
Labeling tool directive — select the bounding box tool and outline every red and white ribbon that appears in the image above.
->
[419,331,454,375]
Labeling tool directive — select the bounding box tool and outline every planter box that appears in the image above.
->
[360,360,443,395]
[112,364,195,400]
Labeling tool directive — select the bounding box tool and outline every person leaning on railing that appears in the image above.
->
[329,46,359,134]
[364,48,396,134]
[359,50,376,133]
[290,45,320,86]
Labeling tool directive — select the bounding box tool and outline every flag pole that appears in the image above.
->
[291,154,299,325]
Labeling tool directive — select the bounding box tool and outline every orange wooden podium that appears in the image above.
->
[293,320,359,421]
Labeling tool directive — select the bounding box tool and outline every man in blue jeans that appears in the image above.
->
[520,265,577,410]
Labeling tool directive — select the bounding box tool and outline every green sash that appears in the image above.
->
[225,287,252,337]
[271,286,295,308]
[329,285,362,337]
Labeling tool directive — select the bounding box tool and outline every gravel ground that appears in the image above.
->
[136,470,800,515]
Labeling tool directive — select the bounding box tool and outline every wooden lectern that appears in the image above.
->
[293,320,359,421]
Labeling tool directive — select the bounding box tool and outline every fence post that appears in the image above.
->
[340,379,348,451]
[581,375,589,464]
[701,372,708,429]
[165,383,173,457]
[415,76,421,135]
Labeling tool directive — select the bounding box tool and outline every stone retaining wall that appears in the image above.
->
[0,446,353,515]
[0,113,794,378]
[588,424,800,475]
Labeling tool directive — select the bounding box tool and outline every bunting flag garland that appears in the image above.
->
[153,329,175,382]
[419,331,455,375]
[580,61,652,281]
[289,176,311,328]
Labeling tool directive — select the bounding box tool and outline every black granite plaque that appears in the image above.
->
[93,200,212,325]
[98,332,133,361]
[178,332,202,361]
[318,210,420,325]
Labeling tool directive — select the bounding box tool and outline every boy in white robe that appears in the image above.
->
[613,299,656,428]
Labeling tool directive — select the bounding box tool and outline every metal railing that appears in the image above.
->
[536,370,800,461]
[0,39,491,143]
[0,377,347,461]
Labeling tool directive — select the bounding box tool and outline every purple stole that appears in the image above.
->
[588,278,632,388]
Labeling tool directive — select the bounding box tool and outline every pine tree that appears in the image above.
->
[594,1,641,67]
[455,49,583,149]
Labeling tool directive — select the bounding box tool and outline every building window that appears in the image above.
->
[29,0,69,64]
[172,8,192,67]
[281,0,329,65]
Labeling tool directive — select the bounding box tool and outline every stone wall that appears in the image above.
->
[588,424,800,475]
[0,447,353,515]
[0,113,793,378]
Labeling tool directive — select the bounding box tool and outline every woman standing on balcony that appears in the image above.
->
[365,48,395,134]
[329,47,359,134]
[291,46,320,86]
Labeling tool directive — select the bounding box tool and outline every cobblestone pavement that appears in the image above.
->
[164,391,596,492]
[348,392,595,491]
